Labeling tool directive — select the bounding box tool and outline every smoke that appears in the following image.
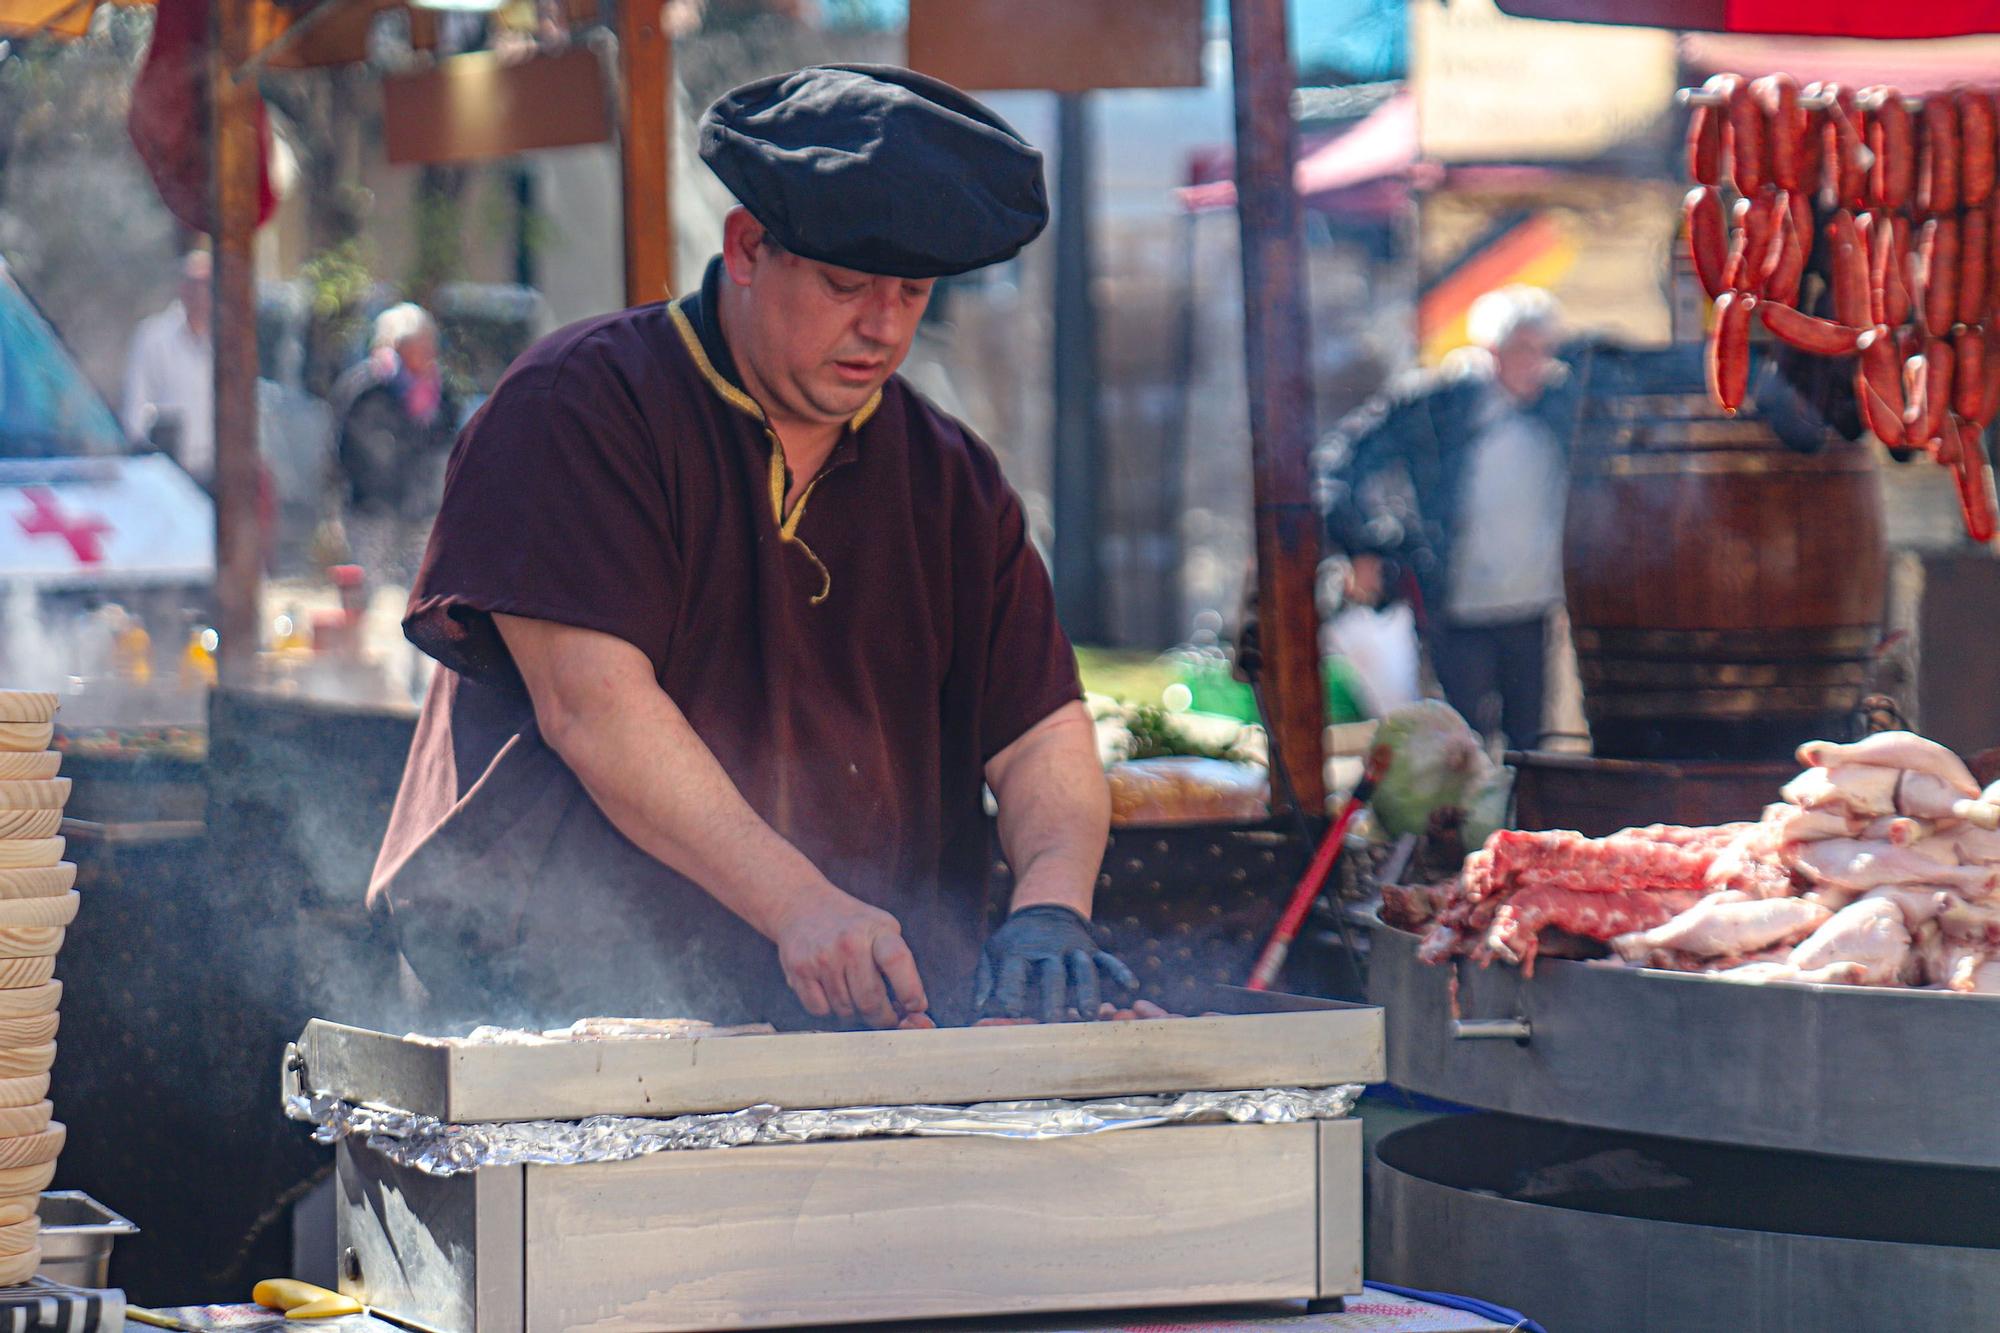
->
[0,581,65,686]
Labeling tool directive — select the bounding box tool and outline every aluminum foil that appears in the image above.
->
[282,1049,1360,1177]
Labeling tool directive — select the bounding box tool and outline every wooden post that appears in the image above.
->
[618,0,673,305]
[212,0,263,683]
[1228,0,1324,811]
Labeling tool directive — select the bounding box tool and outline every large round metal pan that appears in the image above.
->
[1370,1113,2000,1333]
[1367,916,2000,1169]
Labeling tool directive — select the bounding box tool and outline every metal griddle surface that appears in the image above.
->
[298,985,1384,1123]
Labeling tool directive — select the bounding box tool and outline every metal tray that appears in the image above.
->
[298,985,1383,1123]
[37,1191,138,1290]
[1372,1114,2000,1333]
[1369,916,2000,1170]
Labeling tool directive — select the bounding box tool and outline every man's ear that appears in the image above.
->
[720,207,765,287]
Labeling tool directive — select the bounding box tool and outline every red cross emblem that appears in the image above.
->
[14,488,112,564]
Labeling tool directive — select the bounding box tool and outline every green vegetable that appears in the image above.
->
[1368,700,1505,841]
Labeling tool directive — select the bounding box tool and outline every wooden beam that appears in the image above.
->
[618,0,672,305]
[212,0,263,683]
[1228,0,1324,811]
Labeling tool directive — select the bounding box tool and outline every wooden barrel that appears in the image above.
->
[1564,349,1885,760]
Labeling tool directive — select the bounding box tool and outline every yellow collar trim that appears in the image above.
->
[849,387,884,431]
[669,299,842,604]
[667,300,884,433]
[668,302,764,421]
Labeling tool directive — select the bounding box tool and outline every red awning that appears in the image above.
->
[1496,0,2000,38]
[1180,93,1432,214]
[1681,32,2000,94]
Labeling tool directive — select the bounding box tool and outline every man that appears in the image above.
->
[332,303,461,587]
[1316,286,1576,748]
[122,249,215,487]
[369,66,1130,1031]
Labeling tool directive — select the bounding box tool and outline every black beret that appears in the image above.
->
[698,65,1049,280]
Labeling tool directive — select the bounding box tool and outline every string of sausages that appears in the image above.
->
[1686,73,2000,542]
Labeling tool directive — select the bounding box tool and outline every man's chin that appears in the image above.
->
[810,380,886,420]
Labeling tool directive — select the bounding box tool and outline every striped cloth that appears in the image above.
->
[0,1279,122,1333]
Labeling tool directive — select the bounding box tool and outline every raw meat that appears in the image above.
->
[1704,830,1799,898]
[1399,727,2000,994]
[1953,826,2000,864]
[1482,887,1704,974]
[1610,894,1830,962]
[1938,894,2000,944]
[1787,839,1999,895]
[1715,959,1869,985]
[1963,959,2000,993]
[1782,765,1898,815]
[1799,732,1979,796]
[1859,885,1950,926]
[1763,804,1856,843]
[1858,815,1935,847]
[1480,829,1715,895]
[1896,770,1979,820]
[1631,943,1792,972]
[1788,897,1914,984]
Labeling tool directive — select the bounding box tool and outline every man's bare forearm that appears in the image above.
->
[496,615,833,940]
[987,702,1110,917]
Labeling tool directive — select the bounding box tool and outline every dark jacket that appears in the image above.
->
[333,359,463,521]
[1314,349,1584,625]
[1313,339,1863,629]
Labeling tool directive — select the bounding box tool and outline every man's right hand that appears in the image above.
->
[771,887,928,1029]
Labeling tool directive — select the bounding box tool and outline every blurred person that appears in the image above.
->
[1316,286,1578,749]
[122,249,214,486]
[331,302,461,587]
[370,66,1133,1033]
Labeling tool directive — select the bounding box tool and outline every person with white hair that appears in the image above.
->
[1313,284,1574,748]
[331,301,460,586]
[122,249,215,485]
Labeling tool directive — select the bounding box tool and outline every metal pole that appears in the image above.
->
[1051,91,1105,643]
[1228,0,1324,811]
[212,0,263,683]
[618,0,674,304]
[1161,208,1198,645]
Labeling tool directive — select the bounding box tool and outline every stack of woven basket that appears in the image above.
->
[0,691,77,1284]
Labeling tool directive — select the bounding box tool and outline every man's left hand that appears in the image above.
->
[973,904,1138,1023]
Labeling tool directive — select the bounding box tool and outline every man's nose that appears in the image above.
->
[854,283,912,345]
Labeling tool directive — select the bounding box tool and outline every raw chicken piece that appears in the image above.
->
[1480,886,1704,975]
[1858,815,1936,848]
[1763,804,1856,843]
[1860,884,1950,925]
[1904,835,1962,866]
[1896,771,1980,820]
[1631,943,1792,972]
[1704,831,1798,899]
[1715,960,1868,986]
[1911,919,1984,989]
[1937,894,2000,944]
[1787,839,1998,895]
[1782,765,1898,816]
[1610,894,1830,962]
[1954,826,2000,865]
[1964,959,2000,994]
[1788,897,1914,984]
[1798,732,1979,796]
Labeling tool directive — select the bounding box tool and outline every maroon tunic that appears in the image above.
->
[369,259,1080,1027]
